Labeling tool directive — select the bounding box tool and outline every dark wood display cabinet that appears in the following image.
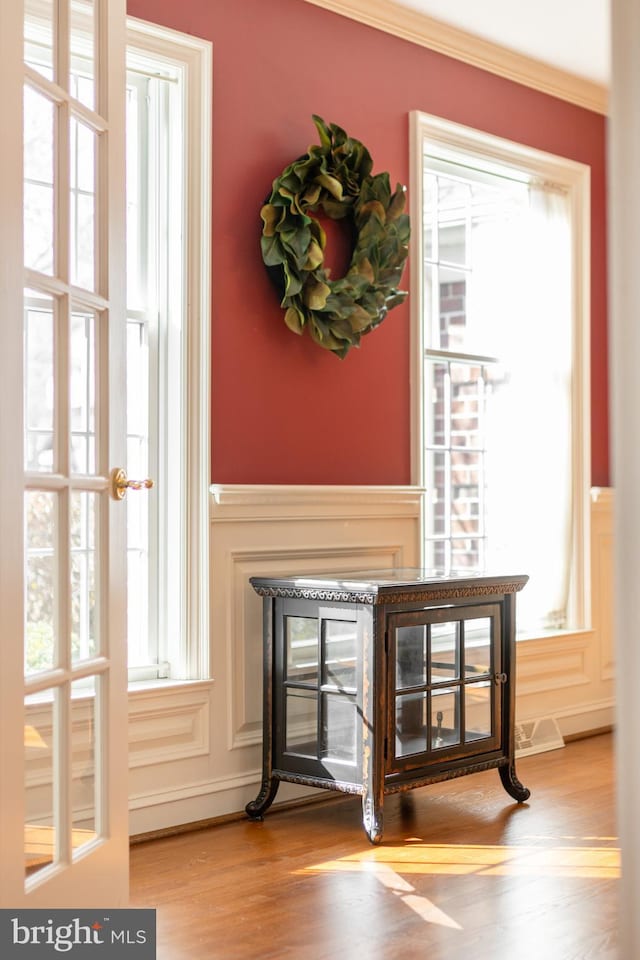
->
[246,569,530,844]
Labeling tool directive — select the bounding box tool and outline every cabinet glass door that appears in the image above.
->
[276,601,361,779]
[390,604,501,769]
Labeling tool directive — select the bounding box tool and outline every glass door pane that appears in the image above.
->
[24,86,55,275]
[70,0,96,109]
[70,307,97,475]
[390,604,501,768]
[431,688,461,749]
[286,616,318,684]
[322,693,357,763]
[323,619,357,690]
[24,0,55,80]
[25,290,56,472]
[320,617,358,765]
[285,689,318,758]
[24,691,56,879]
[70,491,99,662]
[24,490,58,676]
[71,677,98,854]
[395,692,427,757]
[396,624,427,689]
[430,620,459,682]
[464,617,492,675]
[465,682,492,743]
[69,120,97,291]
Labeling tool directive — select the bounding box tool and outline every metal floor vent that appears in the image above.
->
[515,716,565,758]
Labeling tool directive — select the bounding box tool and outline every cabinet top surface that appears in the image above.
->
[250,568,529,603]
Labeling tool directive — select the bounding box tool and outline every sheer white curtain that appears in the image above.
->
[479,185,573,633]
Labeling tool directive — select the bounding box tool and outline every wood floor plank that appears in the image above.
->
[130,733,618,959]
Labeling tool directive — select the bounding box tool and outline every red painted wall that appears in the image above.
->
[127,0,609,487]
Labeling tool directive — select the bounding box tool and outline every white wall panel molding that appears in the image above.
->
[301,0,607,114]
[129,769,260,811]
[514,487,614,733]
[516,631,593,696]
[591,487,615,680]
[127,683,212,768]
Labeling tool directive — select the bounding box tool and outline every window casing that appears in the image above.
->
[125,22,211,682]
[410,112,591,637]
[125,59,182,679]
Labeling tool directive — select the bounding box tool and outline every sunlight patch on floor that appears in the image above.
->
[520,834,619,843]
[360,861,462,929]
[299,840,620,880]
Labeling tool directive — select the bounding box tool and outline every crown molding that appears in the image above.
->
[301,0,608,115]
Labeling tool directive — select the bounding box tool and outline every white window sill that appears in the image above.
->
[516,627,593,644]
[127,677,215,697]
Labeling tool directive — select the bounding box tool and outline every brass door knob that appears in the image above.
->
[110,467,154,501]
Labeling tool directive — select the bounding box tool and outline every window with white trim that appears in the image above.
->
[125,24,211,683]
[411,112,590,637]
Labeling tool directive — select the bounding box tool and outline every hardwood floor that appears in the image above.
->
[130,733,618,959]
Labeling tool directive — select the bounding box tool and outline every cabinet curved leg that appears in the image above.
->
[245,777,280,821]
[499,763,530,803]
[362,795,384,845]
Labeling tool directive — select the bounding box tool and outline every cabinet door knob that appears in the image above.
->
[495,672,508,684]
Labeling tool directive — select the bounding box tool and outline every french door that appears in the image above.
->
[0,0,130,906]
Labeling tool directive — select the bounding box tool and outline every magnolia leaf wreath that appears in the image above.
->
[260,115,410,359]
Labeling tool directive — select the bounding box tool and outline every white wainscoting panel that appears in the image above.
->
[127,683,212,768]
[515,487,615,737]
[516,632,593,696]
[591,487,615,681]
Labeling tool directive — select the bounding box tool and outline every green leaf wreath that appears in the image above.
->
[260,115,410,359]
